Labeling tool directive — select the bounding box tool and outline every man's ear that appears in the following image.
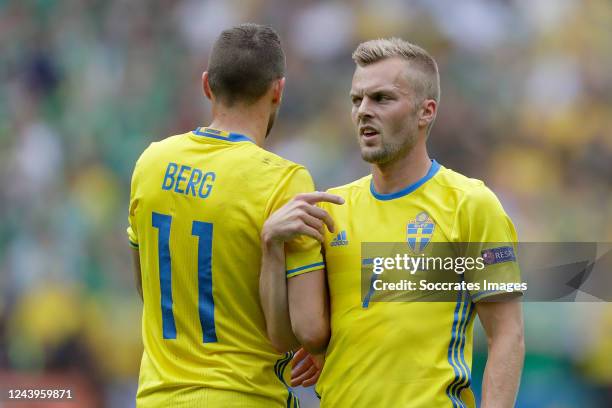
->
[271,77,285,105]
[202,71,213,101]
[418,99,437,129]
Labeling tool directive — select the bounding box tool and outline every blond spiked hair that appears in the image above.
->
[352,38,440,104]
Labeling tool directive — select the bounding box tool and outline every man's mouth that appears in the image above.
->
[360,126,379,138]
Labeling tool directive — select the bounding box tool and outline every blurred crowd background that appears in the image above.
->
[1,0,611,407]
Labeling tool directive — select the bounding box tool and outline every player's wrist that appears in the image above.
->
[261,227,285,249]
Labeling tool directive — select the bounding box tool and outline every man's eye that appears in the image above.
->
[351,97,362,105]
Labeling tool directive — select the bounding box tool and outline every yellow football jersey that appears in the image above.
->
[311,160,521,408]
[127,127,322,407]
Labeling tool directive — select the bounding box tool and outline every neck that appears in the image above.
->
[371,141,432,194]
[208,102,271,146]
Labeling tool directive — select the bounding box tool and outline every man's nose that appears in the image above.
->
[357,97,374,120]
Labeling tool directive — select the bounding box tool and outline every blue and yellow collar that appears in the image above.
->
[192,127,254,143]
[370,159,440,201]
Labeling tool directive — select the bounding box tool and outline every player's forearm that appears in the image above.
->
[259,238,300,353]
[288,271,330,355]
[480,330,524,408]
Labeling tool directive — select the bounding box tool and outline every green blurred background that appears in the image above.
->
[0,0,611,407]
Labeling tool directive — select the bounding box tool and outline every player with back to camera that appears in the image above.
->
[261,38,525,407]
[127,23,339,408]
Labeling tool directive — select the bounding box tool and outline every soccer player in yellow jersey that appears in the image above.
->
[127,24,330,408]
[261,38,525,407]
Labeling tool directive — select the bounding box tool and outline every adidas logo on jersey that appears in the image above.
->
[330,230,349,246]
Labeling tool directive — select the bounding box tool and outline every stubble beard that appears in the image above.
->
[360,130,418,165]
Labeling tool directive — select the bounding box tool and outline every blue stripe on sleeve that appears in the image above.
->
[454,300,475,399]
[450,294,473,402]
[446,290,465,408]
[286,261,325,276]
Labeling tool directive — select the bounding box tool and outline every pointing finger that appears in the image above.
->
[294,192,345,205]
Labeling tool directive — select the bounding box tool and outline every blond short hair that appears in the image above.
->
[352,38,440,103]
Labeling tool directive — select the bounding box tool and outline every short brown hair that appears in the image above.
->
[352,38,440,103]
[208,24,285,106]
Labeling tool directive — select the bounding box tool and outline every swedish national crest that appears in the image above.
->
[406,212,435,253]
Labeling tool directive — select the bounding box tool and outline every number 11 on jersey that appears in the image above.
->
[152,212,217,343]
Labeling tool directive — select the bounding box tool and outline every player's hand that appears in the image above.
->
[262,192,344,243]
[291,347,325,387]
